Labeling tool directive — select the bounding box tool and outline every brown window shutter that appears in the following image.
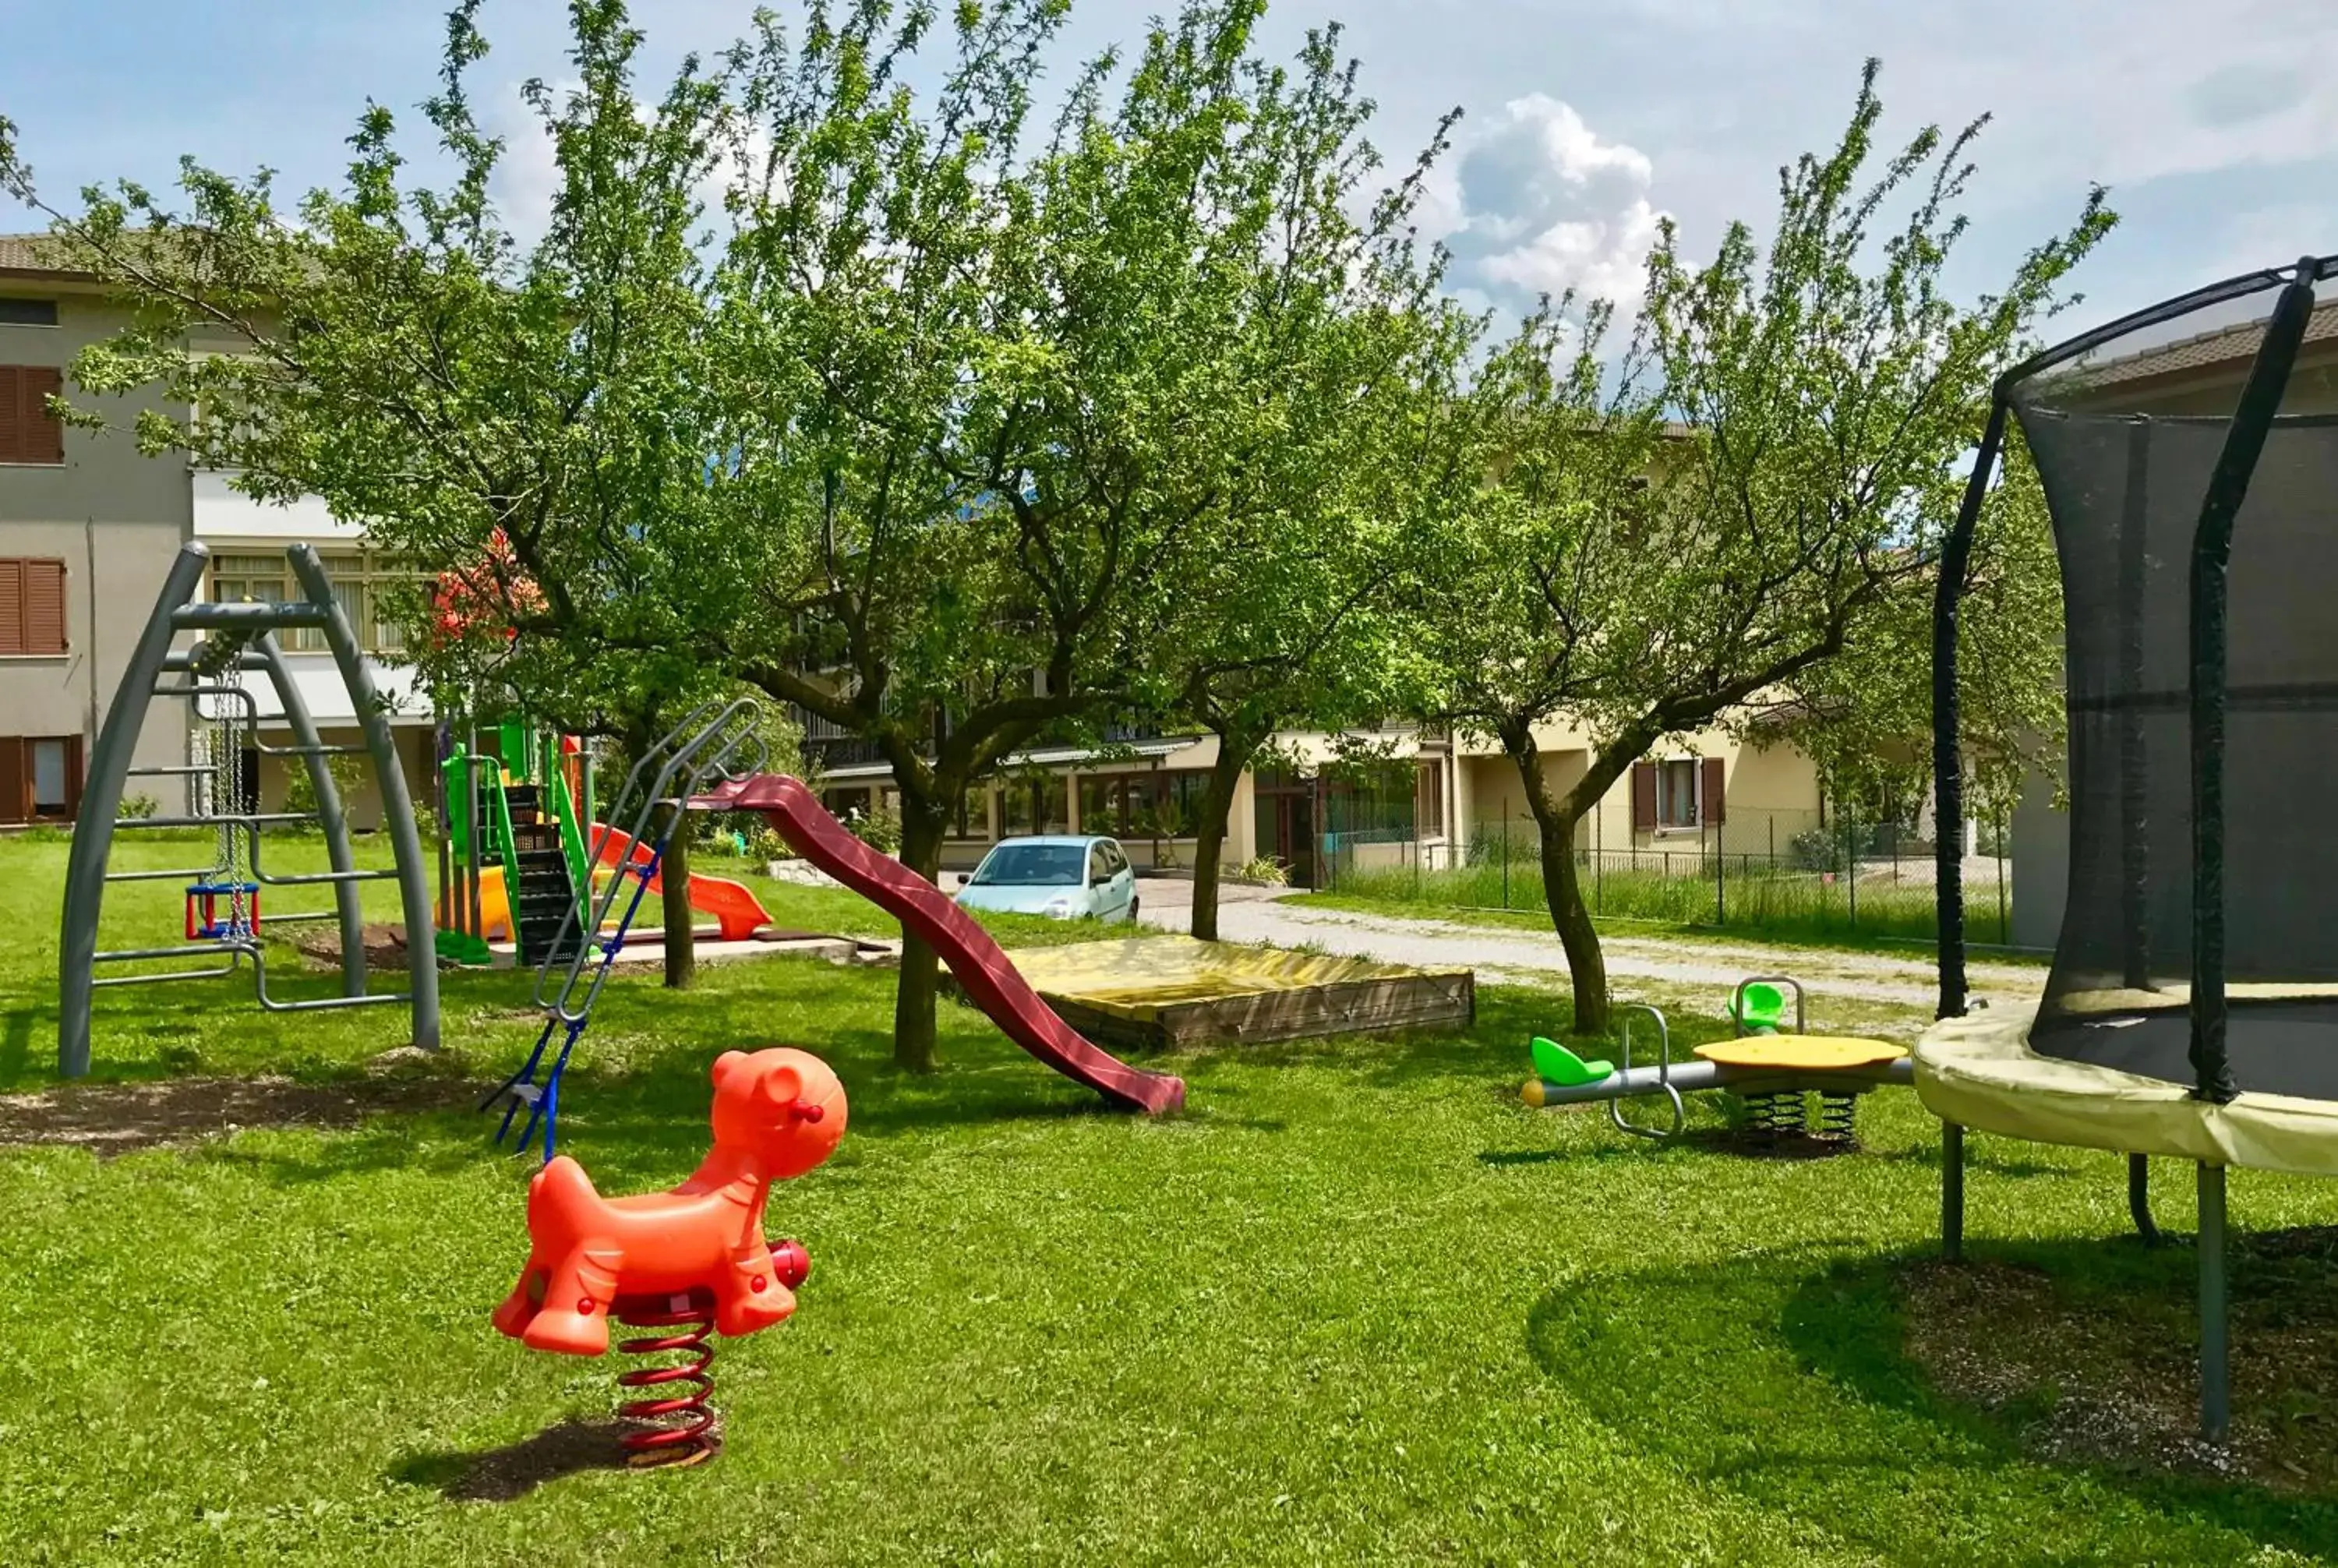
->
[62,733,84,822]
[0,367,64,463]
[1630,761,1657,832]
[0,737,23,824]
[24,560,65,653]
[1702,757,1726,826]
[0,559,21,655]
[26,366,62,464]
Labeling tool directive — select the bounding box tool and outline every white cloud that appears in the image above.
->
[1434,94,1666,308]
[482,76,743,253]
[485,79,568,247]
[1478,200,1664,305]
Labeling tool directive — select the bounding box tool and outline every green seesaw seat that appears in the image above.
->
[1530,1036,1613,1086]
[1730,982,1789,1034]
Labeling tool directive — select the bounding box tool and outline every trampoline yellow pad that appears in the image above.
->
[1694,1035,1908,1071]
[1916,1003,2338,1178]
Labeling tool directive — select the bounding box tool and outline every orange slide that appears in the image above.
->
[591,826,774,942]
[692,773,1185,1115]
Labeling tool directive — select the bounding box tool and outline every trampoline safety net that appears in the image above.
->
[2022,354,2338,1099]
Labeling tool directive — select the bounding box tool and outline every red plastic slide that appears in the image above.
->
[590,825,772,942]
[691,774,1186,1116]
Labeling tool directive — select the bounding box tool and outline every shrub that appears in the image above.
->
[847,807,903,856]
[1467,821,1541,867]
[1233,855,1289,886]
[282,754,369,829]
[1787,828,1842,873]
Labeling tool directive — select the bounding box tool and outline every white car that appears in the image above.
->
[952,835,1140,923]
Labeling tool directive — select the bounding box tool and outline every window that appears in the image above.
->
[30,740,67,813]
[0,734,81,822]
[0,558,68,655]
[210,553,287,606]
[946,786,984,840]
[1323,761,1418,836]
[1080,775,1139,835]
[1102,840,1128,876]
[1000,773,1070,836]
[1658,759,1699,828]
[1087,844,1111,885]
[207,550,418,653]
[1079,770,1214,838]
[0,299,60,327]
[1631,756,1725,832]
[968,841,1083,887]
[0,365,65,464]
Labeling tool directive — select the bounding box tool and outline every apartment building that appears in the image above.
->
[809,709,1828,886]
[0,236,434,828]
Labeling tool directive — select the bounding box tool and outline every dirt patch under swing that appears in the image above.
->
[291,921,418,973]
[0,1061,479,1156]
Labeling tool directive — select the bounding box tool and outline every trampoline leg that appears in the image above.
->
[1942,1121,1965,1263]
[2128,1153,2161,1246]
[2198,1160,2229,1444]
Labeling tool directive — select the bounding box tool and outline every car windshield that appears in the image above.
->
[969,843,1086,887]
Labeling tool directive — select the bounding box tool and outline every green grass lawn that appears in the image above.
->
[2,835,2336,1564]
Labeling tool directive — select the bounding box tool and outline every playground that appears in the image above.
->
[4,830,2338,1566]
[0,0,2331,1528]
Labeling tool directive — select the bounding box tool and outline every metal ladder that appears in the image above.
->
[484,697,768,1160]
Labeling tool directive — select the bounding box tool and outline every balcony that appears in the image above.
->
[792,709,891,772]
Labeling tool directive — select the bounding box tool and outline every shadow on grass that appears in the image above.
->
[0,1007,30,1085]
[189,1018,1231,1189]
[1524,1238,2338,1564]
[390,1416,628,1501]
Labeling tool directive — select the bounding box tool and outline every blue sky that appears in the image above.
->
[5,0,2333,344]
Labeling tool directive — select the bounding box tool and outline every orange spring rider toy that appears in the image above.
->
[493,1046,848,1467]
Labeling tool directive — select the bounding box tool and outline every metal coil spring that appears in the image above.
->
[613,1293,719,1470]
[1817,1093,1859,1145]
[1744,1091,1806,1136]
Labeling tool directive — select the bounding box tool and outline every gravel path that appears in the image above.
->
[1134,879,2040,1011]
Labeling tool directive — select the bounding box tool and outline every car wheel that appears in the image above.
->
[1128,896,1141,924]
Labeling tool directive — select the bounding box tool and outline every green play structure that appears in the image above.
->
[434,712,595,969]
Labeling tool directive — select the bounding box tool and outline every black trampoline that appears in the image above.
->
[2027,397,2338,1098]
[1919,251,2338,1443]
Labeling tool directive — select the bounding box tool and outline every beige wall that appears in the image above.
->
[1452,728,1824,858]
[0,289,194,785]
[2010,765,2068,952]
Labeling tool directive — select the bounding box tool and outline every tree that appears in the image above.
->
[1418,61,2112,1033]
[702,1,1480,1058]
[1124,40,1466,941]
[1756,433,2064,865]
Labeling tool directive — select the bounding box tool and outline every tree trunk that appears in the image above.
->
[1187,734,1256,943]
[892,803,948,1073]
[660,801,695,990]
[1535,812,1609,1034]
[1503,735,1621,1037]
